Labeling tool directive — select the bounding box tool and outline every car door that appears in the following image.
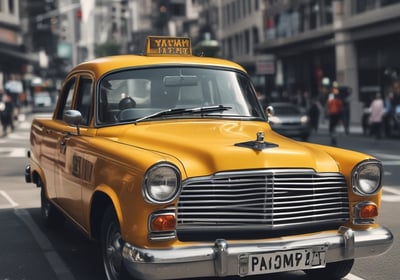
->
[37,77,76,203]
[55,75,94,227]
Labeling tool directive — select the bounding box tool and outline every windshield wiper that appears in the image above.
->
[134,105,231,124]
[186,105,232,114]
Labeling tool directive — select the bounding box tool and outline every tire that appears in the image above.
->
[304,259,354,280]
[101,206,131,280]
[39,182,64,227]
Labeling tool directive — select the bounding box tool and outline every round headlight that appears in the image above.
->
[352,160,383,196]
[143,164,181,204]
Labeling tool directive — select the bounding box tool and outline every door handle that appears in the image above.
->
[60,133,71,154]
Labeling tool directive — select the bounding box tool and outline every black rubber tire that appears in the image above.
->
[304,259,354,280]
[39,182,64,227]
[101,206,131,280]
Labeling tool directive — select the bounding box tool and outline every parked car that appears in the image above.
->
[267,102,311,141]
[25,36,392,280]
[32,91,55,112]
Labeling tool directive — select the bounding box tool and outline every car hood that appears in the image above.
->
[112,120,338,177]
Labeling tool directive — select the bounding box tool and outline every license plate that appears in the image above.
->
[239,246,327,276]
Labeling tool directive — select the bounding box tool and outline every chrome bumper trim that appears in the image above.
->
[122,226,393,280]
[25,165,32,183]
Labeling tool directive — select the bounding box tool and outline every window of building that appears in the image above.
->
[354,0,378,13]
[256,0,260,10]
[245,29,250,54]
[170,3,185,17]
[236,34,241,56]
[242,0,247,17]
[227,2,230,23]
[227,37,233,59]
[236,0,241,19]
[323,0,333,25]
[381,0,400,6]
[232,2,236,22]
[309,1,319,30]
[252,26,259,45]
[8,0,14,14]
[223,5,227,26]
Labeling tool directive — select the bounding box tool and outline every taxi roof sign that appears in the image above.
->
[146,36,192,56]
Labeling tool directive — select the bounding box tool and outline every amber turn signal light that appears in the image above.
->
[151,214,176,231]
[359,203,378,219]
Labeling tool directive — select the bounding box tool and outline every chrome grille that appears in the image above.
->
[177,169,349,231]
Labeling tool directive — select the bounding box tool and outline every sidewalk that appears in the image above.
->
[318,121,363,136]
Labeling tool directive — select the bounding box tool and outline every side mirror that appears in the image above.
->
[63,110,83,135]
[266,105,274,117]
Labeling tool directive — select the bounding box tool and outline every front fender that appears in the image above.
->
[88,184,126,241]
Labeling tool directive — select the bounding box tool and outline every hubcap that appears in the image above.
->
[105,223,123,278]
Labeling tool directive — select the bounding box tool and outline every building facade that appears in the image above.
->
[0,0,38,90]
[256,0,400,124]
[216,0,270,94]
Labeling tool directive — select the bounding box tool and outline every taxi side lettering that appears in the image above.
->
[72,155,93,182]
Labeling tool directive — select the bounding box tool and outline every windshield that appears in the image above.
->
[273,104,301,116]
[96,67,266,125]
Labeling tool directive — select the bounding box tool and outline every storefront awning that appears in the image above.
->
[0,47,38,64]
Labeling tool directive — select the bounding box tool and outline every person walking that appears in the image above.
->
[327,86,343,146]
[308,97,321,132]
[369,92,385,139]
[0,90,15,137]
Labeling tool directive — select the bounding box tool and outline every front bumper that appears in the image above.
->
[25,164,32,183]
[122,226,393,280]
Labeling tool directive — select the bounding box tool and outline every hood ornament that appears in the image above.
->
[235,131,278,151]
[256,131,264,143]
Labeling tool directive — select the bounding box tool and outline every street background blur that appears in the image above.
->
[1,0,400,138]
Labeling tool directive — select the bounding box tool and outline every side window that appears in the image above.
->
[56,78,76,120]
[75,77,93,126]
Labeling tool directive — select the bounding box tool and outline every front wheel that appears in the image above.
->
[101,206,131,280]
[304,259,354,280]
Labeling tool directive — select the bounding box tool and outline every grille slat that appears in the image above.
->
[177,169,349,232]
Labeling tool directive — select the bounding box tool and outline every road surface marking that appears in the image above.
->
[382,160,400,166]
[0,147,26,158]
[374,153,400,160]
[0,190,19,208]
[346,273,365,280]
[382,186,400,202]
[8,131,30,140]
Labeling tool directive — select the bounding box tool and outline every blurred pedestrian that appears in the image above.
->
[384,81,400,136]
[369,92,385,139]
[327,86,343,146]
[0,90,15,137]
[308,97,321,132]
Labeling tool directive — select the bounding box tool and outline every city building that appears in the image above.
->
[0,0,37,91]
[216,0,271,95]
[6,0,400,126]
[256,0,400,124]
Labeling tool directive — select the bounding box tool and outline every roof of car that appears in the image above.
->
[269,102,297,107]
[69,54,247,80]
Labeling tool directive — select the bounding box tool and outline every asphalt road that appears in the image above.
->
[0,111,399,280]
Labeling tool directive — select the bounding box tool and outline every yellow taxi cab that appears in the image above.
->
[25,36,393,280]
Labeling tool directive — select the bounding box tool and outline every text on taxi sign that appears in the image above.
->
[147,37,192,56]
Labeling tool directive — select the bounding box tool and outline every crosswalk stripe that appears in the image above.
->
[0,147,27,158]
[0,190,19,208]
[381,186,400,202]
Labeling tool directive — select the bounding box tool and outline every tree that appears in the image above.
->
[95,42,121,57]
